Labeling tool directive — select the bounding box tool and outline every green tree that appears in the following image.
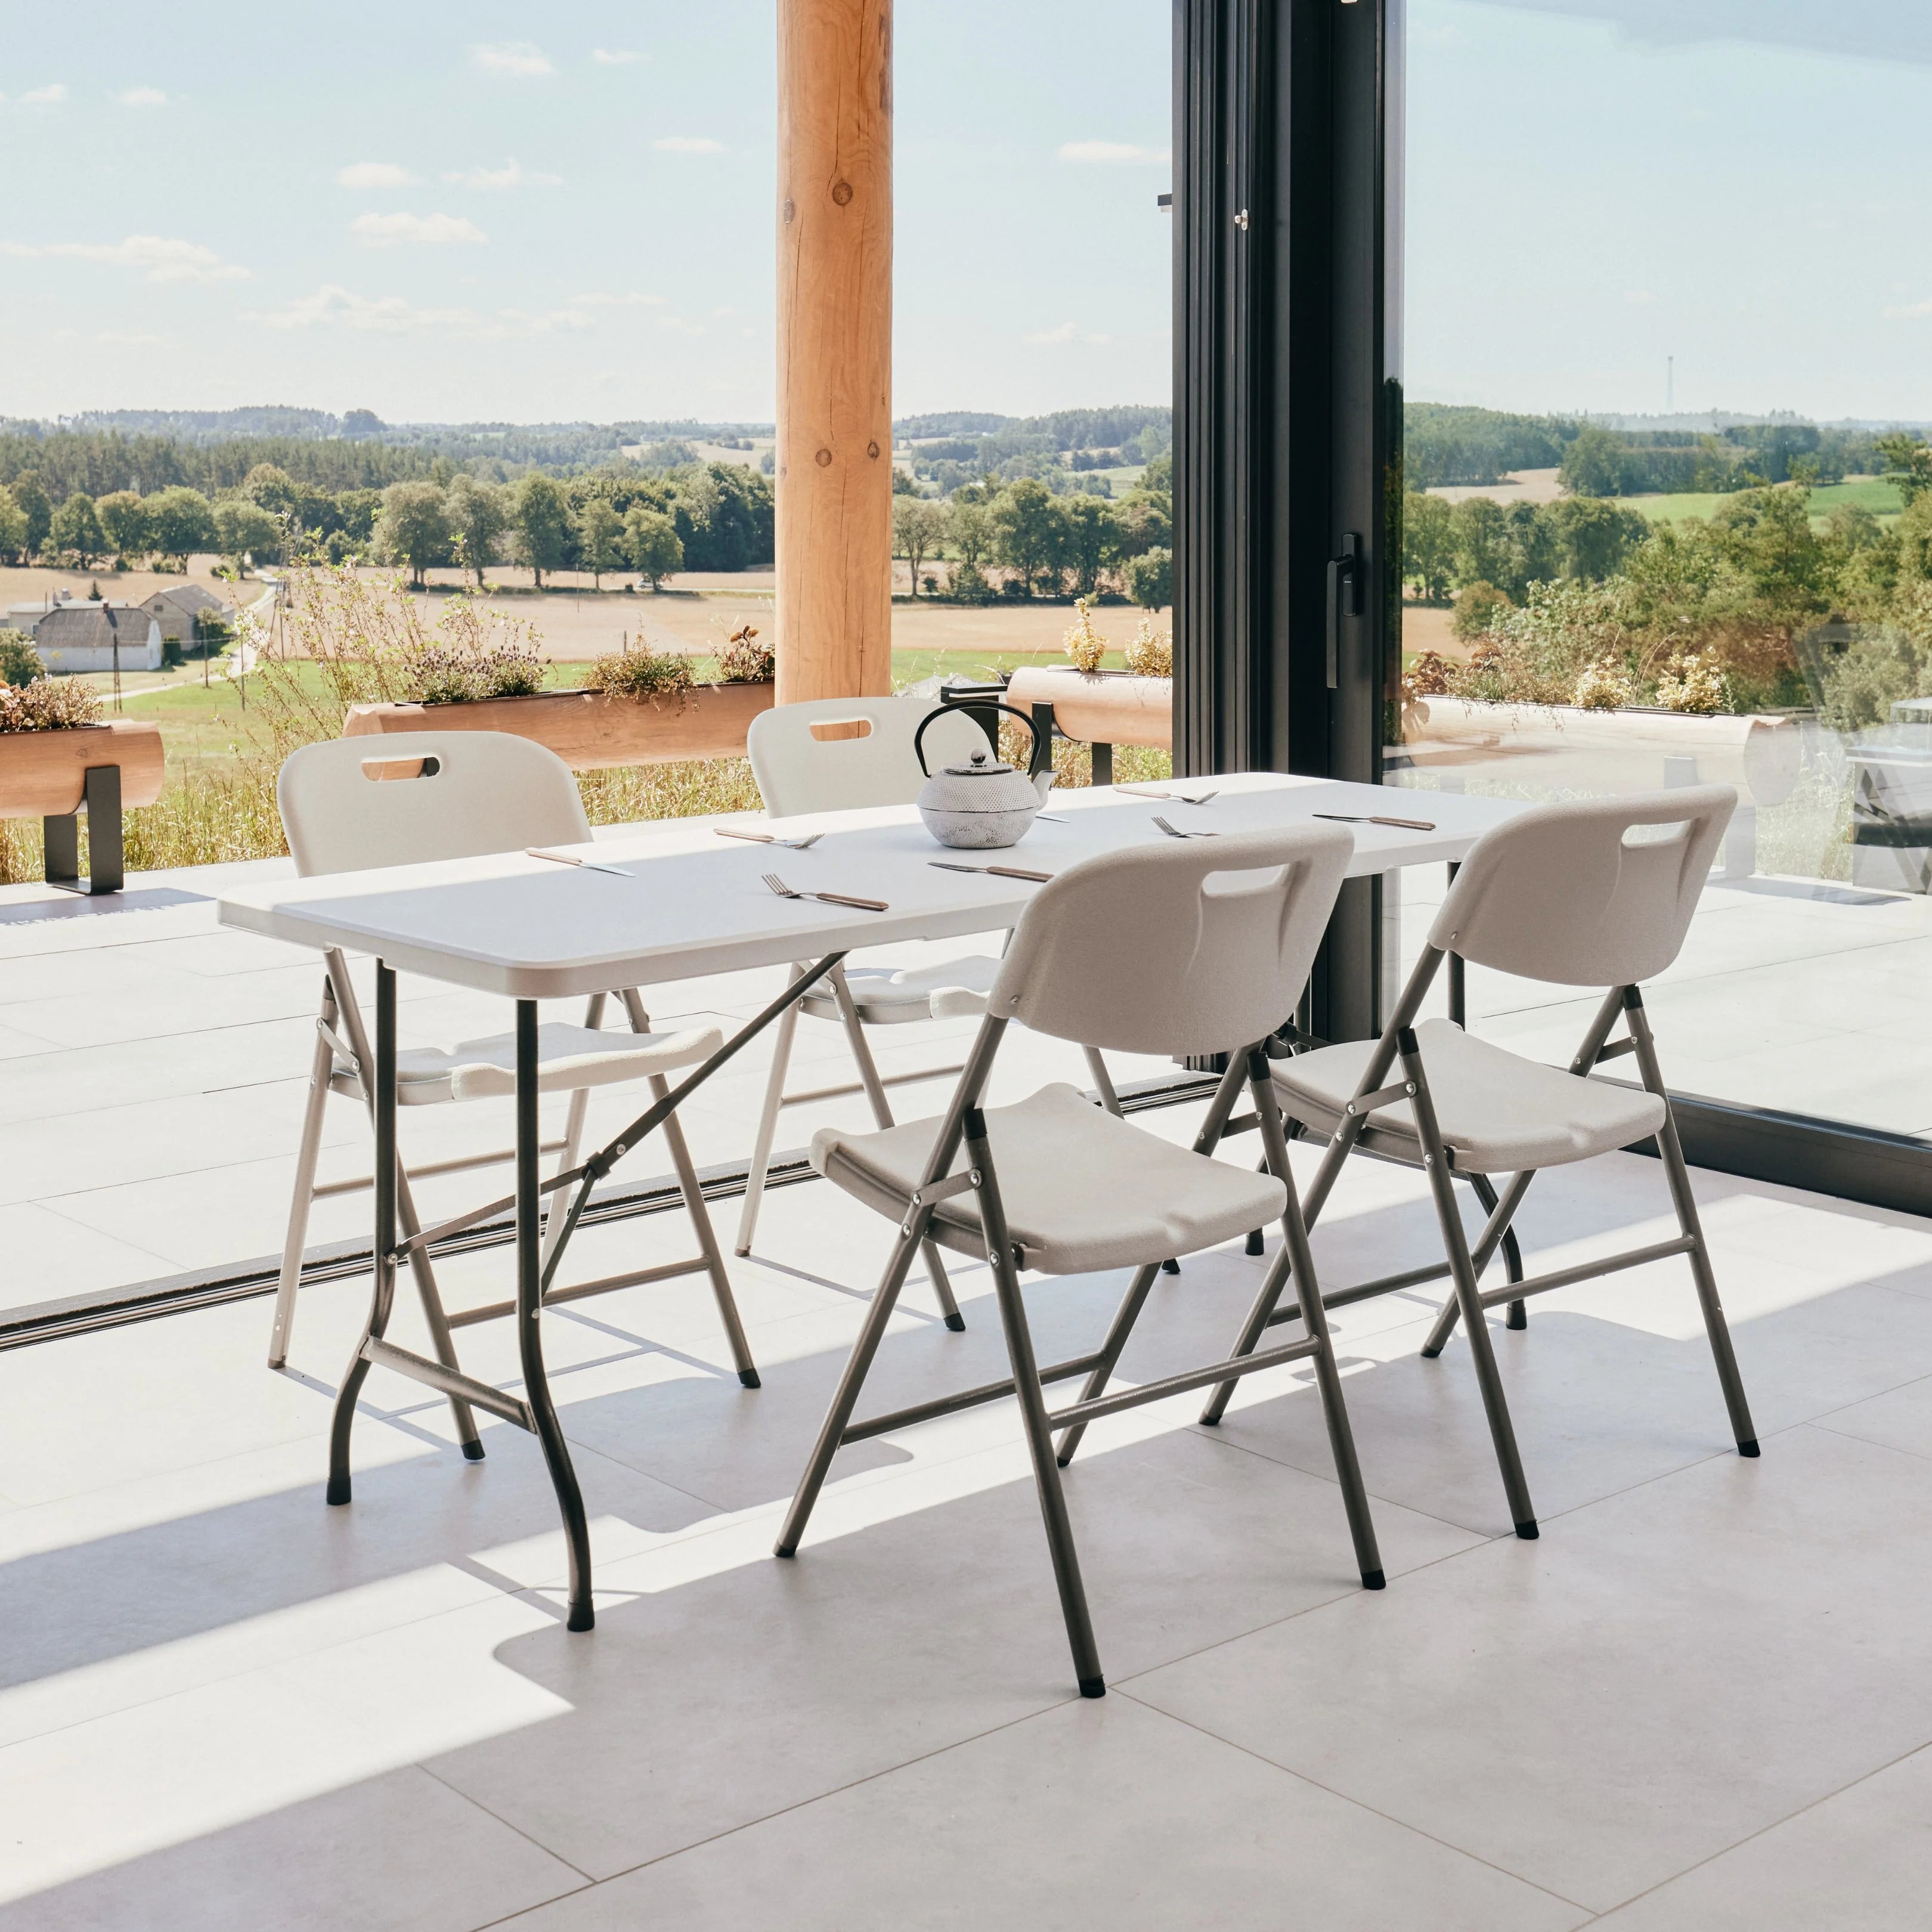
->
[1451,496,1510,589]
[624,506,683,589]
[141,487,215,569]
[892,496,948,595]
[10,473,52,557]
[0,489,26,565]
[947,499,991,570]
[1058,494,1119,597]
[47,493,106,565]
[1549,496,1650,584]
[373,481,451,588]
[1113,487,1171,559]
[990,478,1061,595]
[0,628,39,685]
[1125,546,1172,610]
[514,473,572,588]
[1402,490,1456,600]
[444,474,506,587]
[212,496,281,568]
[242,463,300,519]
[1876,434,1932,507]
[576,497,626,589]
[95,490,150,563]
[1558,424,1624,498]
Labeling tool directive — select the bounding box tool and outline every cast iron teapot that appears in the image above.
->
[912,702,1054,849]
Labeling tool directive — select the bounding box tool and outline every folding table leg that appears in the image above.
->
[735,998,800,1256]
[515,999,595,1630]
[270,981,336,1368]
[328,963,400,1506]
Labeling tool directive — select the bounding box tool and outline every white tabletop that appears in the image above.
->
[217,773,1524,1000]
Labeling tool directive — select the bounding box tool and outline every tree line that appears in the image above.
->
[891,469,1172,607]
[0,458,775,584]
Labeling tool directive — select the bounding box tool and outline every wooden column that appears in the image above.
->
[775,0,893,704]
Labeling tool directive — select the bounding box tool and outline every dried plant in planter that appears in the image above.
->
[586,636,695,702]
[1655,651,1726,714]
[1063,598,1108,674]
[717,623,774,684]
[0,677,101,732]
[1123,615,1173,679]
[1572,660,1634,710]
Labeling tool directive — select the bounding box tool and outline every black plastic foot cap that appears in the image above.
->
[1738,1438,1760,1457]
[1244,1233,1265,1256]
[1162,1258,1181,1274]
[1079,1676,1107,1699]
[774,1544,796,1559]
[1419,1346,1442,1360]
[325,1478,352,1506]
[566,1604,595,1633]
[1506,1308,1527,1330]
[732,1245,751,1259]
[1514,1518,1540,1540]
[944,1312,967,1332]
[460,1439,487,1462]
[1361,1568,1386,1591]
[738,1368,762,1389]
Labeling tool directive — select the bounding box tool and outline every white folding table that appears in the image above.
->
[219,772,1524,1630]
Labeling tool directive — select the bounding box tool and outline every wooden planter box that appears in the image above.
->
[0,719,166,818]
[1402,696,1800,808]
[342,682,776,772]
[1005,665,1173,751]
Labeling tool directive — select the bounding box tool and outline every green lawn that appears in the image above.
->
[1631,475,1905,527]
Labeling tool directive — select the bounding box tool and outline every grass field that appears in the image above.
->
[1631,475,1905,526]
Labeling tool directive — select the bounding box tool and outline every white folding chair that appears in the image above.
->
[736,694,1125,1321]
[775,825,1385,1697]
[1198,786,1758,1540]
[268,733,757,1453]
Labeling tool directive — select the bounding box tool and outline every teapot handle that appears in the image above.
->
[915,700,1045,778]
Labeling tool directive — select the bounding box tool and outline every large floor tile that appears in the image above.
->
[426,1421,1478,1879]
[494,1693,1586,1932]
[1128,1423,1932,1911]
[1590,1741,1932,1931]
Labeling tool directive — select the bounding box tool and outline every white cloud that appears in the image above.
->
[654,135,724,154]
[118,87,166,106]
[1026,320,1112,345]
[1,234,250,283]
[95,329,168,345]
[1057,140,1169,165]
[441,158,561,191]
[350,211,487,248]
[592,48,641,65]
[571,290,668,308]
[470,41,554,78]
[1883,298,1932,318]
[245,284,592,341]
[20,83,68,106]
[338,160,417,188]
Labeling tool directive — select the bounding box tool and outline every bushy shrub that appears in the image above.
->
[586,639,694,701]
[1124,546,1172,611]
[0,629,41,688]
[0,676,100,732]
[1451,580,1513,641]
[1123,615,1172,678]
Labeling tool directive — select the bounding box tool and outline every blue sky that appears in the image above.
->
[6,3,1927,428]
[0,1,1172,424]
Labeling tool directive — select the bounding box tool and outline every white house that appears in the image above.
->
[3,602,164,674]
[141,583,233,646]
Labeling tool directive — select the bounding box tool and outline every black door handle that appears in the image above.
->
[1326,532,1363,689]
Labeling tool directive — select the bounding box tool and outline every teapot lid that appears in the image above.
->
[943,749,1017,778]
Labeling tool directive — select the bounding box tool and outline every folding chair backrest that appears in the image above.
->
[278,731,591,877]
[1430,785,1733,987]
[990,825,1352,1057]
[747,694,987,816]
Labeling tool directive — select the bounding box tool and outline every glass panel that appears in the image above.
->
[1389,0,1932,1139]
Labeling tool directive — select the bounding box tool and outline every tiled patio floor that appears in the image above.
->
[4,842,1932,1925]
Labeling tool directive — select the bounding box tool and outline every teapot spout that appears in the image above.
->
[1032,767,1057,804]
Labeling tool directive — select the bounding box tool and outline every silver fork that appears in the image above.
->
[1152,815,1219,840]
[763,872,888,912]
[717,828,825,849]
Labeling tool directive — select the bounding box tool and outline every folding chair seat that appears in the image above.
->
[268,732,757,1440]
[736,694,1122,1311]
[777,825,1385,1698]
[1273,1018,1665,1173]
[1199,786,1759,1543]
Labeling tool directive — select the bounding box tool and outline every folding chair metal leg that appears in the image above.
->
[1420,1169,1535,1358]
[734,995,800,1256]
[1470,1172,1529,1329]
[1083,1046,1123,1117]
[828,965,965,1330]
[1052,1262,1162,1468]
[1401,1028,1538,1538]
[1246,1051,1383,1586]
[1624,989,1760,1457]
[270,980,336,1368]
[967,1105,1106,1697]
